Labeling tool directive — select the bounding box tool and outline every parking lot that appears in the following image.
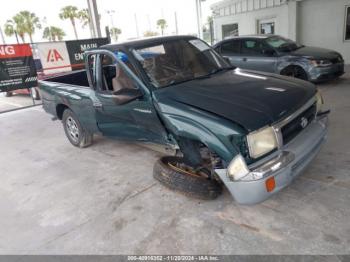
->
[0,66,349,255]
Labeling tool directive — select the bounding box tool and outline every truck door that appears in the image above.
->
[85,50,169,145]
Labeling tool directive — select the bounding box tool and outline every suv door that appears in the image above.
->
[217,39,242,68]
[239,38,277,72]
[85,50,169,145]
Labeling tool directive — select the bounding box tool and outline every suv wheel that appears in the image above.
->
[281,66,308,80]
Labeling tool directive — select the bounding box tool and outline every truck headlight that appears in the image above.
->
[227,155,250,181]
[316,89,324,113]
[247,126,278,159]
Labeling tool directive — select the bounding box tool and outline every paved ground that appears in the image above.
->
[0,92,39,112]
[0,68,350,255]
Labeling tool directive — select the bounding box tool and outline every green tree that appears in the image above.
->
[43,26,65,41]
[4,20,20,43]
[78,8,93,38]
[156,19,167,35]
[59,5,79,39]
[19,11,41,43]
[110,27,121,42]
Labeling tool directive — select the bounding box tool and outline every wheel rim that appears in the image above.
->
[66,116,80,143]
[285,67,306,79]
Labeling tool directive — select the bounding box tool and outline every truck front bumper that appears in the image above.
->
[215,115,328,205]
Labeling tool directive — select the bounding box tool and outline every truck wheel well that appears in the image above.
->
[176,136,224,170]
[56,104,69,120]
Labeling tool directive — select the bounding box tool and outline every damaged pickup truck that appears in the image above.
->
[39,35,329,205]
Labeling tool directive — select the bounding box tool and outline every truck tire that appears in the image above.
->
[62,109,93,148]
[153,156,222,200]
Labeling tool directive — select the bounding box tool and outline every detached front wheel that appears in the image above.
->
[153,156,222,200]
[62,109,93,148]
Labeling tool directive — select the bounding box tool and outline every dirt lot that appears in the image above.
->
[0,67,349,254]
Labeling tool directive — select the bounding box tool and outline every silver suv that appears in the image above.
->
[213,35,344,83]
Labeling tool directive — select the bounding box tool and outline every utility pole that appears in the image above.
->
[147,14,151,31]
[134,13,140,38]
[106,10,115,28]
[195,0,205,39]
[0,26,5,44]
[87,0,102,38]
[174,12,179,35]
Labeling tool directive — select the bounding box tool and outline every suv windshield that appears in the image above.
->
[265,36,301,52]
[132,39,231,88]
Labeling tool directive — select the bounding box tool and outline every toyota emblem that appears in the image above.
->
[300,117,308,129]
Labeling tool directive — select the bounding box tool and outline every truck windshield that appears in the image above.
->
[132,39,231,88]
[265,36,302,52]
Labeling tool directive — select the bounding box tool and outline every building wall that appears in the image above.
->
[298,0,350,63]
[212,0,295,42]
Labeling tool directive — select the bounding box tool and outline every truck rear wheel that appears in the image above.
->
[62,109,93,148]
[153,156,222,200]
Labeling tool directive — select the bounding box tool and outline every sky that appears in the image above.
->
[0,0,219,44]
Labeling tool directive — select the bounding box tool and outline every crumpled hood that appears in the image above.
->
[153,69,316,131]
[289,46,341,60]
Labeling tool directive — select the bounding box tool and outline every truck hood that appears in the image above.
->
[288,46,341,60]
[154,69,316,132]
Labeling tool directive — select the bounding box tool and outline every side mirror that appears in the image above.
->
[112,88,143,105]
[262,49,276,56]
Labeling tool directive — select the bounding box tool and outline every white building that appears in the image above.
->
[211,0,350,63]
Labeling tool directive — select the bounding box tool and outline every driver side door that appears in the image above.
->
[86,50,169,145]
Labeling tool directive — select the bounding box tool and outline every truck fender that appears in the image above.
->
[162,114,239,164]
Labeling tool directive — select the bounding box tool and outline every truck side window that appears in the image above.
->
[100,54,138,93]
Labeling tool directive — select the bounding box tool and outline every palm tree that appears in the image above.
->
[4,15,27,43]
[43,26,65,41]
[59,5,79,39]
[78,9,93,38]
[110,27,121,42]
[156,19,167,35]
[4,20,20,43]
[19,11,41,43]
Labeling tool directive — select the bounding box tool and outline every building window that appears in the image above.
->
[346,6,350,40]
[259,22,275,34]
[222,23,239,39]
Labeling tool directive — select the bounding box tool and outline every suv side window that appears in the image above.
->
[220,40,241,54]
[241,39,264,56]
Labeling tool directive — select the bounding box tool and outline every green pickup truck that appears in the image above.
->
[39,35,329,205]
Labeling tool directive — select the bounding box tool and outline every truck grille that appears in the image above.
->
[281,104,317,145]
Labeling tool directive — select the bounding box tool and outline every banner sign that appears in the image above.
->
[0,44,37,92]
[66,38,109,70]
[36,42,72,75]
[35,38,109,75]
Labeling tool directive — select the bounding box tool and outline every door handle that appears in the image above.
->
[242,57,247,62]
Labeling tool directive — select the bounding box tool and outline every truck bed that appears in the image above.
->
[43,70,90,87]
